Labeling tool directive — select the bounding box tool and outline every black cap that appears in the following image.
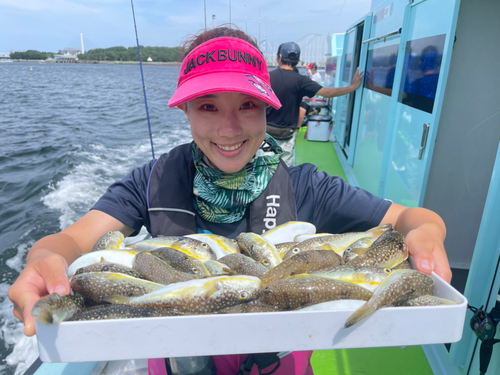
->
[280,42,300,61]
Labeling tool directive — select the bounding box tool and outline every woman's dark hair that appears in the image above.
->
[182,25,260,57]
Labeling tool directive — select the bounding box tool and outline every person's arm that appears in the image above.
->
[8,210,134,336]
[298,106,307,127]
[316,67,363,98]
[380,202,451,283]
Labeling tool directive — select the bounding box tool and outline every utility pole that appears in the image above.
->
[264,22,267,59]
[244,4,247,33]
[229,0,231,25]
[204,0,207,30]
[258,8,261,46]
[212,14,216,29]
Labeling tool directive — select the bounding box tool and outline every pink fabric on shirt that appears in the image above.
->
[148,351,313,375]
[148,358,167,375]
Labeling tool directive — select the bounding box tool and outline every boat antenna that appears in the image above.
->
[130,0,155,160]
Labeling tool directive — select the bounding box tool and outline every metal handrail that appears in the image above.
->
[362,28,402,44]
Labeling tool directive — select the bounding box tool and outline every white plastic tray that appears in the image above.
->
[35,271,467,363]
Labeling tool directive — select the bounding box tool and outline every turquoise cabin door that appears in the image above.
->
[334,26,358,156]
[381,0,458,207]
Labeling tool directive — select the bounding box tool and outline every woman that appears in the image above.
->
[8,27,451,375]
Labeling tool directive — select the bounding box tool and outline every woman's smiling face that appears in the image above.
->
[179,92,267,173]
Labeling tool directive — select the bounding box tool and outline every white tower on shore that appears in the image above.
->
[80,33,85,54]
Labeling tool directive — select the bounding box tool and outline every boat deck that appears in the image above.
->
[295,127,433,374]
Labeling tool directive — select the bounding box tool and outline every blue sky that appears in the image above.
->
[0,0,371,53]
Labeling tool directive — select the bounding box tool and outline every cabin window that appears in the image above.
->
[364,44,399,96]
[397,34,446,113]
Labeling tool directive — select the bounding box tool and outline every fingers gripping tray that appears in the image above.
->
[35,272,467,363]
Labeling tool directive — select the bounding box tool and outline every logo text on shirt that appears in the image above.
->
[263,195,280,232]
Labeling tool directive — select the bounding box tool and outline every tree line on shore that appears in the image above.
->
[10,50,55,60]
[10,46,183,62]
[78,46,183,62]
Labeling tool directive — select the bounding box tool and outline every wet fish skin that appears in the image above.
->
[170,237,217,261]
[235,233,281,268]
[217,302,282,314]
[391,260,411,270]
[262,221,316,244]
[70,272,164,303]
[126,236,184,251]
[150,247,210,276]
[275,242,299,259]
[293,233,332,243]
[260,274,373,310]
[218,253,269,277]
[67,250,141,276]
[185,233,241,259]
[75,261,144,279]
[31,293,85,324]
[342,237,375,263]
[309,265,391,285]
[133,252,206,284]
[101,275,263,314]
[344,269,434,328]
[399,295,456,306]
[92,230,125,251]
[290,224,393,256]
[260,250,343,287]
[282,246,303,261]
[69,304,184,321]
[347,230,408,268]
[203,260,236,276]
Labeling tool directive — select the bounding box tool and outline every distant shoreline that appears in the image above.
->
[9,59,182,65]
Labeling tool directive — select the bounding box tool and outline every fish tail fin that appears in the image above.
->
[100,295,133,305]
[343,303,376,328]
[369,223,393,237]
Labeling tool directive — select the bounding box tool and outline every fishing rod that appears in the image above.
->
[130,0,155,160]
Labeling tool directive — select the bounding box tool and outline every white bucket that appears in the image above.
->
[307,115,332,142]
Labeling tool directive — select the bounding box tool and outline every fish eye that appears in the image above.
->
[201,243,208,248]
[345,247,351,252]
[292,248,300,254]
[384,268,391,274]
[261,260,270,266]
[191,268,200,274]
[264,286,270,291]
[239,292,248,299]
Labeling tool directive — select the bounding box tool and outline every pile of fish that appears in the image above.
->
[32,221,456,329]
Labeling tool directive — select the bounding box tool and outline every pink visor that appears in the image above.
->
[168,37,281,109]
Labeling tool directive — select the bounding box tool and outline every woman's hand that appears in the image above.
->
[404,223,452,283]
[8,250,70,336]
[381,203,452,283]
[8,210,133,336]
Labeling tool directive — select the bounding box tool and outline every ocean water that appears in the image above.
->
[0,61,192,374]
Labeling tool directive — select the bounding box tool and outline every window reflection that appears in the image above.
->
[364,44,399,96]
[398,34,446,113]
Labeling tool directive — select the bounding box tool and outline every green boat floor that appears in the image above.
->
[311,346,433,374]
[294,130,433,374]
[294,128,348,182]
